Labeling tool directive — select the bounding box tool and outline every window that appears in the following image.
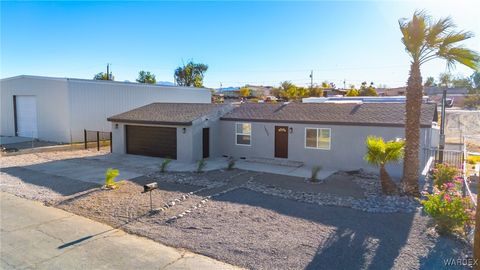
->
[236,123,251,145]
[305,128,331,150]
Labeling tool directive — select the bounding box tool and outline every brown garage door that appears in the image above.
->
[126,125,177,159]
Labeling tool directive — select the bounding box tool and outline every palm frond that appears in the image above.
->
[426,17,454,47]
[365,136,405,167]
[384,140,405,163]
[398,11,429,61]
[438,46,480,70]
[441,31,475,47]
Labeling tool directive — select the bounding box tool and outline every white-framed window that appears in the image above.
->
[305,128,331,150]
[236,123,251,146]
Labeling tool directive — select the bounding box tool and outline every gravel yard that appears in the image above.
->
[56,185,468,270]
[0,150,470,269]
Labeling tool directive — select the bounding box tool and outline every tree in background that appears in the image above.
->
[471,71,480,89]
[93,72,113,81]
[424,76,436,87]
[364,136,404,195]
[136,71,156,84]
[346,87,360,96]
[451,76,473,89]
[321,81,330,88]
[359,81,378,96]
[439,72,452,88]
[239,87,251,97]
[174,61,208,87]
[310,86,324,97]
[398,11,479,196]
[297,87,310,98]
[464,94,480,109]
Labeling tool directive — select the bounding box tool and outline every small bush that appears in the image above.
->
[421,191,471,235]
[310,166,321,182]
[196,159,206,173]
[227,158,235,170]
[160,159,172,173]
[467,155,480,165]
[105,168,120,189]
[432,163,458,189]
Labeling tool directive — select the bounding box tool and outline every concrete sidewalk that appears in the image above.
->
[0,192,241,270]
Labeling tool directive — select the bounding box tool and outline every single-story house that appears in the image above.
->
[108,102,439,178]
[0,75,211,143]
[108,103,233,163]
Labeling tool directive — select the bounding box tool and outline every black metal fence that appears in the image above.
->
[84,129,112,152]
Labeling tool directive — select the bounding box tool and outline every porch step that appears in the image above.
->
[244,157,304,168]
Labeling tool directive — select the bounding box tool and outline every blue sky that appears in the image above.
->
[1,1,479,88]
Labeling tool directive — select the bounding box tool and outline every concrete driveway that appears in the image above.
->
[0,192,241,270]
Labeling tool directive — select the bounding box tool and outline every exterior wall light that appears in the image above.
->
[289,127,293,134]
[182,128,186,134]
[115,123,119,129]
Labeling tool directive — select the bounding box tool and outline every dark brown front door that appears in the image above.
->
[274,126,288,158]
[202,128,210,158]
[126,125,177,159]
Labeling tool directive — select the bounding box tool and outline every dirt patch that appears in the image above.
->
[0,149,108,168]
[57,181,204,226]
[251,172,366,199]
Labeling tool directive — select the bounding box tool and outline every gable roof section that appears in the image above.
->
[220,102,437,127]
[108,103,226,126]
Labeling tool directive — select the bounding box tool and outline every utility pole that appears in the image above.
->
[309,70,313,90]
[106,63,110,80]
[438,88,447,163]
[343,79,346,89]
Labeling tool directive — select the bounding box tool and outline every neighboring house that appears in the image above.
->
[376,87,407,96]
[244,85,274,97]
[0,75,211,143]
[108,103,233,163]
[216,87,240,98]
[109,102,439,179]
[424,87,468,96]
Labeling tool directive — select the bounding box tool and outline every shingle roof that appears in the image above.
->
[107,103,226,126]
[220,102,437,127]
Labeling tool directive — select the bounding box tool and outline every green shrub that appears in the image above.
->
[227,158,235,170]
[310,166,321,182]
[196,159,206,173]
[467,155,480,165]
[160,159,172,173]
[432,164,458,189]
[421,191,471,235]
[105,168,120,189]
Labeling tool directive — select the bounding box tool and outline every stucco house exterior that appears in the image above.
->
[109,102,439,178]
[108,103,233,163]
[0,75,211,143]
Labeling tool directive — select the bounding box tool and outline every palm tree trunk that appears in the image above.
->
[380,165,398,195]
[402,62,423,196]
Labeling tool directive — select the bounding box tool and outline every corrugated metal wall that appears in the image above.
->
[67,79,211,142]
[0,77,71,142]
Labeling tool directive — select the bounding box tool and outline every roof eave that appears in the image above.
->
[219,117,432,128]
[107,118,192,126]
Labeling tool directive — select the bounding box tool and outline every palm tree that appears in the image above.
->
[398,11,479,196]
[365,136,405,195]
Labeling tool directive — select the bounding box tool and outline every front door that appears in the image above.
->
[202,128,210,158]
[274,126,288,158]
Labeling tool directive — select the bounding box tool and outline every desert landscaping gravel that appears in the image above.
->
[57,186,469,270]
[0,150,471,270]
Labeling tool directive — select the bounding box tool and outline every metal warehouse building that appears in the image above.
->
[0,75,211,143]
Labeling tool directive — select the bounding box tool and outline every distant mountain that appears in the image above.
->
[156,81,175,86]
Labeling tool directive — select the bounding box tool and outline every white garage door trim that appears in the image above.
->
[15,95,38,138]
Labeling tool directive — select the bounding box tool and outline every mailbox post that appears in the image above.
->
[142,182,158,212]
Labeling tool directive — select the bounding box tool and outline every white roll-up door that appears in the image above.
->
[15,96,38,138]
